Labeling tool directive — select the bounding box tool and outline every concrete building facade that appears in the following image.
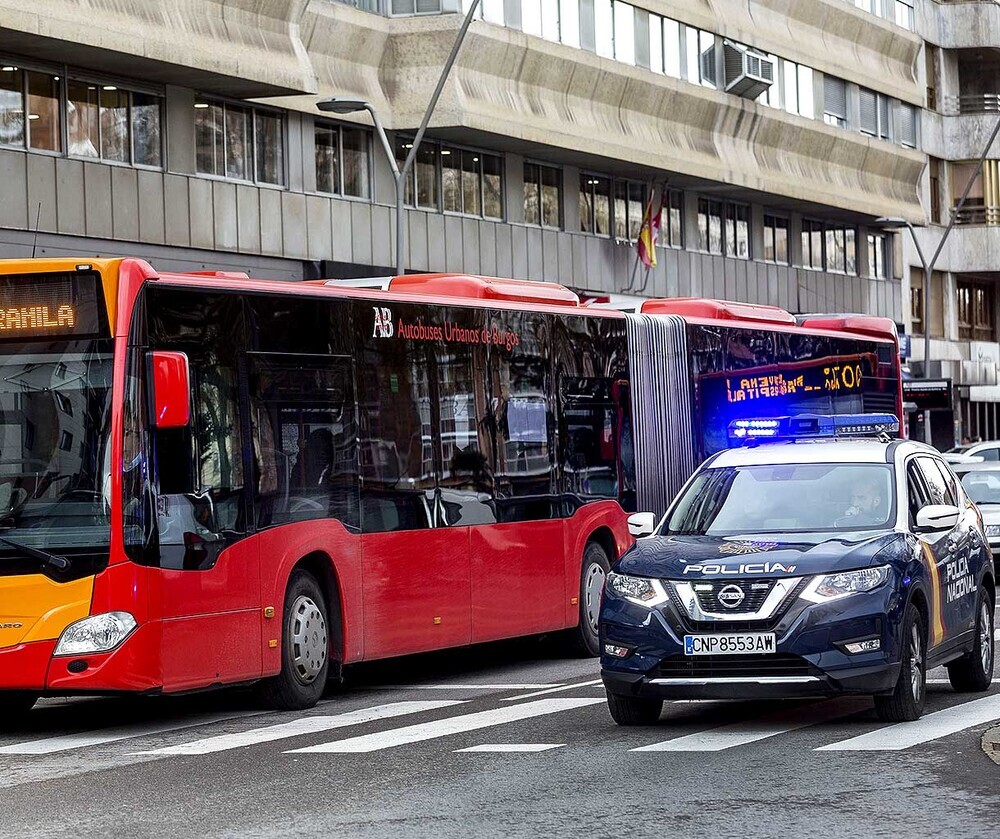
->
[0,1,925,329]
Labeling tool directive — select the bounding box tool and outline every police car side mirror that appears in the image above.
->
[628,512,656,538]
[914,504,961,533]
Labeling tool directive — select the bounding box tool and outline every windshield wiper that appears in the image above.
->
[0,535,70,572]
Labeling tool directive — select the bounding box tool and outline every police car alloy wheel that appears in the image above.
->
[947,587,995,693]
[874,605,926,723]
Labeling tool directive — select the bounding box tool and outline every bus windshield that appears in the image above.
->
[0,341,114,553]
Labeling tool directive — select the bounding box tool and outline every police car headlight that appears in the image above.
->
[800,565,891,604]
[53,612,137,656]
[606,572,669,607]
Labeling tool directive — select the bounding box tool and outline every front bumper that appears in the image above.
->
[600,576,905,700]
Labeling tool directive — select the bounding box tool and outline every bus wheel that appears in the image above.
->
[0,692,37,723]
[567,541,611,657]
[256,570,332,711]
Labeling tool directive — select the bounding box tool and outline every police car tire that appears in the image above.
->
[0,691,37,722]
[255,571,331,712]
[874,605,926,723]
[568,541,611,657]
[946,587,994,693]
[606,691,663,726]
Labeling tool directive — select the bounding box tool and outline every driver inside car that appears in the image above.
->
[841,476,885,526]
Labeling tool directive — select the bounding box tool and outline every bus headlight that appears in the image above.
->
[800,566,891,604]
[606,572,669,607]
[54,612,137,656]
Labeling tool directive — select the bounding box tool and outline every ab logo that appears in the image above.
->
[372,307,393,338]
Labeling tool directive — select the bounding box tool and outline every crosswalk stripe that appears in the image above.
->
[385,684,563,691]
[817,693,1000,751]
[288,697,604,754]
[501,680,603,700]
[132,701,464,756]
[0,711,259,756]
[455,744,565,752]
[630,697,872,752]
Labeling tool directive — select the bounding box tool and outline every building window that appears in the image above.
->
[315,122,371,198]
[612,1,636,65]
[929,157,942,224]
[396,139,502,219]
[868,232,891,279]
[697,198,723,254]
[67,81,163,167]
[524,162,562,228]
[783,61,815,119]
[823,76,847,128]
[614,179,646,241]
[0,66,61,152]
[579,173,612,235]
[957,280,996,341]
[763,214,789,264]
[685,27,717,88]
[802,219,824,270]
[824,226,857,274]
[724,201,751,259]
[663,18,681,78]
[660,188,683,248]
[195,99,285,185]
[910,283,923,335]
[595,0,614,59]
[900,102,917,149]
[860,88,892,141]
[390,0,444,14]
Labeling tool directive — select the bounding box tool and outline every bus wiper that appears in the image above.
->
[0,535,71,571]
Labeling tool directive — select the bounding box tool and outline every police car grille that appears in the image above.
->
[692,579,776,613]
[655,654,817,679]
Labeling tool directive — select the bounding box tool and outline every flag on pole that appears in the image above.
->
[637,189,663,269]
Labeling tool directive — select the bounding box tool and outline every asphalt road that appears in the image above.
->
[1,623,999,839]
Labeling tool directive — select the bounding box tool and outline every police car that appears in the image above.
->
[600,414,996,726]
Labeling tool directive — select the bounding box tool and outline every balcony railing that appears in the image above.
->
[953,203,1000,225]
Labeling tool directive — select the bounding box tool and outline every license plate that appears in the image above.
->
[986,525,1000,538]
[684,633,776,656]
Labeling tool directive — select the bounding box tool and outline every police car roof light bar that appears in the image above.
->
[728,414,899,446]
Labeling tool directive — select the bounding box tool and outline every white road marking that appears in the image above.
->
[132,701,464,756]
[0,711,259,756]
[501,679,603,700]
[631,697,872,752]
[384,684,563,691]
[455,743,565,753]
[817,694,1000,751]
[288,697,604,754]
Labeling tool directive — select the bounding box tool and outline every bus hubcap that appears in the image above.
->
[584,563,606,634]
[290,596,327,685]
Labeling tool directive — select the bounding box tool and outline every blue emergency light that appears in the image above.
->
[728,414,900,446]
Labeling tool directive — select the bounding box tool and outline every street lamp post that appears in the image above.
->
[318,0,482,277]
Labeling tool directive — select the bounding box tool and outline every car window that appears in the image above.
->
[978,448,1000,462]
[960,470,1000,505]
[916,457,952,507]
[665,463,894,534]
[932,460,960,505]
[906,461,929,525]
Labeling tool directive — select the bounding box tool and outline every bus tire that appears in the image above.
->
[256,570,332,712]
[567,541,611,657]
[0,691,37,724]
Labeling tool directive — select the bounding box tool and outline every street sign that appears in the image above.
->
[898,334,911,359]
[903,379,952,411]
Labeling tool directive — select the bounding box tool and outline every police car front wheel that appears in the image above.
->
[947,586,995,693]
[874,604,926,723]
[606,691,663,726]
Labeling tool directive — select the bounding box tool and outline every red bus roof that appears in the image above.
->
[639,297,797,326]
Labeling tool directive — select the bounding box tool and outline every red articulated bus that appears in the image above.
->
[0,258,901,718]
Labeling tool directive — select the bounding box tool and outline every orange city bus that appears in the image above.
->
[0,258,901,718]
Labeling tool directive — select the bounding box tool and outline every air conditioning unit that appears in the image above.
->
[723,41,775,99]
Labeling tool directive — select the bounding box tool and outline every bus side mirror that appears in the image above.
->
[148,351,191,428]
[628,512,656,538]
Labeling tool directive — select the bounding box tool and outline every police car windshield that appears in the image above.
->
[666,463,895,536]
[960,470,1000,506]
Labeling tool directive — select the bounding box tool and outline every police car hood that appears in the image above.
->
[617,532,903,579]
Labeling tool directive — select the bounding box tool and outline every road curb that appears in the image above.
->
[983,724,1000,767]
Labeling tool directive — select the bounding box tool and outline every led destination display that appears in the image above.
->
[0,272,102,339]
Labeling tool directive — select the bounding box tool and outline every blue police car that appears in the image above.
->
[600,415,996,725]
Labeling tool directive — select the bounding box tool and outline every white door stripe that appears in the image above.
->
[0,711,259,756]
[631,697,872,752]
[132,701,464,756]
[288,697,603,754]
[817,694,1000,751]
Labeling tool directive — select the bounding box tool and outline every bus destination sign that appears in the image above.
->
[725,361,865,404]
[0,273,102,340]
